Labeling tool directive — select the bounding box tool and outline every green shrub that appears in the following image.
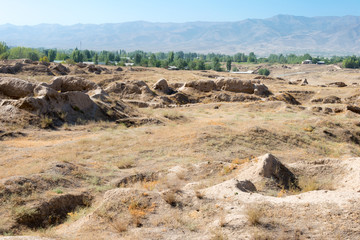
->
[258,68,270,76]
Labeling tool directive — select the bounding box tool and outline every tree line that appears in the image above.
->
[0,41,358,70]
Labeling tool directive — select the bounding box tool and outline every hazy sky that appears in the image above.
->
[1,0,360,25]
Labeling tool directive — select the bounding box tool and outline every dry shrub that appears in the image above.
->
[163,191,177,207]
[277,188,286,198]
[40,116,53,129]
[176,171,186,180]
[221,164,237,175]
[142,181,158,191]
[195,191,204,199]
[116,158,135,169]
[231,157,252,165]
[128,198,156,227]
[246,205,263,226]
[219,213,226,227]
[109,218,128,233]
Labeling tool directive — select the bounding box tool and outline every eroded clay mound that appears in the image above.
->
[0,76,136,127]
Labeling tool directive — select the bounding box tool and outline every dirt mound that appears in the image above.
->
[153,78,174,95]
[268,92,301,105]
[0,62,23,74]
[215,77,255,93]
[15,192,91,228]
[311,95,341,103]
[181,79,216,92]
[46,76,99,92]
[0,77,37,99]
[56,188,165,239]
[213,92,261,102]
[50,63,69,75]
[0,77,137,128]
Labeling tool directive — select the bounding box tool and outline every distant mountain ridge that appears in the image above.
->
[1,15,360,56]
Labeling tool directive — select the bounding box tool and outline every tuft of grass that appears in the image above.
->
[52,188,63,194]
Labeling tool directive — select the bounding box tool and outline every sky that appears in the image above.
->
[1,0,360,25]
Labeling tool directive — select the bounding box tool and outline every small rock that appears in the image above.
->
[328,82,347,87]
[257,153,298,189]
[236,180,257,192]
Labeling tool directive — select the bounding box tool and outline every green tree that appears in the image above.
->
[56,51,70,61]
[83,50,91,61]
[93,53,99,65]
[47,49,57,62]
[175,58,187,69]
[188,60,196,70]
[27,51,39,61]
[343,56,360,68]
[168,51,174,64]
[161,60,169,68]
[0,42,8,55]
[149,54,157,67]
[0,42,9,59]
[134,53,142,65]
[9,47,40,61]
[108,52,115,62]
[247,52,256,63]
[71,48,83,63]
[212,57,221,71]
[196,60,205,70]
[140,58,148,67]
[226,58,232,71]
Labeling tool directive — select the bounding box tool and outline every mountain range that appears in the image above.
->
[1,15,360,56]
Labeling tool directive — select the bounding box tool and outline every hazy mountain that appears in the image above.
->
[1,15,360,56]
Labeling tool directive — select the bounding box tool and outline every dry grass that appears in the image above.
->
[2,65,360,238]
[211,228,229,240]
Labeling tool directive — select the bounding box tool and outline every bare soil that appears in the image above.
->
[1,62,360,240]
